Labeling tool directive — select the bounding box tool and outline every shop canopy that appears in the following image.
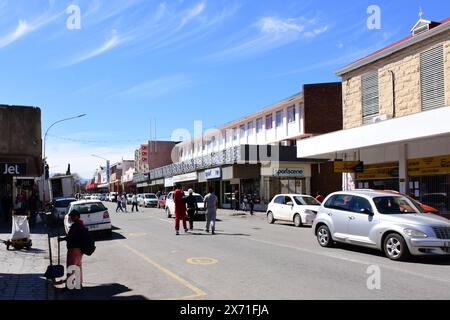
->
[296,105,450,159]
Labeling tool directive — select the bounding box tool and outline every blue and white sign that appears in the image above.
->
[205,167,221,180]
[273,168,305,177]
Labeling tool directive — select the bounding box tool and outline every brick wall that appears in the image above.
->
[341,31,450,129]
[310,162,342,197]
[303,82,343,134]
[148,141,178,169]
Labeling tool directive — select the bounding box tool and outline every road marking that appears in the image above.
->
[119,243,206,300]
[187,257,219,265]
[247,237,450,285]
[128,232,147,238]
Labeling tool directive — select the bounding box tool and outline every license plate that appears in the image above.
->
[88,225,99,230]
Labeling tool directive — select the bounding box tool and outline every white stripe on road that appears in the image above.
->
[247,237,450,285]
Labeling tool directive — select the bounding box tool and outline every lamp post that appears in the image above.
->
[42,114,86,205]
[91,154,110,192]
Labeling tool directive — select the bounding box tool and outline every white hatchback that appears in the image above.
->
[165,191,205,218]
[266,194,321,227]
[64,200,112,237]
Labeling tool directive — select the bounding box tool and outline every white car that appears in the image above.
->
[165,191,205,218]
[64,200,112,237]
[50,197,77,225]
[266,194,321,227]
[138,193,159,207]
[126,194,133,204]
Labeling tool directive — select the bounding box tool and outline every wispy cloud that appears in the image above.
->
[116,74,194,100]
[179,1,206,28]
[204,15,328,62]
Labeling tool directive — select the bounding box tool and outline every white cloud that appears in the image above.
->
[117,74,194,100]
[179,2,206,28]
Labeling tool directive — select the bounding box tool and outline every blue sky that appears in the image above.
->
[0,0,449,178]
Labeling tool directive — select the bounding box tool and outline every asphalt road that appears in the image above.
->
[53,202,450,300]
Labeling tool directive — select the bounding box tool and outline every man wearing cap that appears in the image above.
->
[185,189,198,231]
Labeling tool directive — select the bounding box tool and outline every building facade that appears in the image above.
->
[296,16,450,216]
[146,82,343,210]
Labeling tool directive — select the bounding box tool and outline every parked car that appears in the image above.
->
[266,194,320,227]
[158,195,166,209]
[165,191,205,218]
[138,193,159,207]
[313,190,450,261]
[64,200,112,237]
[50,197,77,226]
[108,192,118,202]
[127,194,133,204]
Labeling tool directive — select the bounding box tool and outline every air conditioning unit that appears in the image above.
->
[372,114,391,123]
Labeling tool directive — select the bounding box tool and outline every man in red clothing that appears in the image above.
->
[315,191,325,203]
[173,184,188,235]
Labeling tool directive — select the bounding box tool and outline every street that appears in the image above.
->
[53,202,450,300]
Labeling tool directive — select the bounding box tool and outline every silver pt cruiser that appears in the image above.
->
[313,190,450,261]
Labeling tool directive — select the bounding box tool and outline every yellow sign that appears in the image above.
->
[356,162,399,180]
[187,257,218,265]
[334,161,363,173]
[408,155,450,176]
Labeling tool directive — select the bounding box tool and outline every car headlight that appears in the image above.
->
[404,229,428,238]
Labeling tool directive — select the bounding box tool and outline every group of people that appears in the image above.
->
[0,191,42,227]
[115,194,129,213]
[232,189,256,215]
[173,184,218,235]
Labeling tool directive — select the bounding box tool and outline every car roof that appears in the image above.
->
[70,200,103,205]
[275,194,313,197]
[330,190,405,198]
[54,197,76,201]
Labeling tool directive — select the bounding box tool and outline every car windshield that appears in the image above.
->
[373,196,420,214]
[145,194,157,199]
[71,202,107,214]
[55,199,76,208]
[293,196,321,206]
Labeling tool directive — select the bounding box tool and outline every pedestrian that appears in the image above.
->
[14,192,28,216]
[116,194,124,213]
[121,193,127,213]
[234,189,240,211]
[131,193,139,212]
[241,193,247,212]
[204,187,218,235]
[58,210,85,289]
[249,192,255,216]
[173,184,188,235]
[315,191,325,203]
[185,189,198,231]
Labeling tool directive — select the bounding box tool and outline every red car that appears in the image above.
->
[157,195,166,209]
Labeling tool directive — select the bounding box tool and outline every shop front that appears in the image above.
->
[355,162,400,191]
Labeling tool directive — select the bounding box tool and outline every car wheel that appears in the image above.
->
[317,225,334,247]
[294,214,302,227]
[267,211,275,224]
[166,208,171,218]
[384,233,410,261]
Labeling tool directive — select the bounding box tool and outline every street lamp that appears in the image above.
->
[42,114,86,204]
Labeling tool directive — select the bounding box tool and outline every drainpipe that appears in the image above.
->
[389,70,396,118]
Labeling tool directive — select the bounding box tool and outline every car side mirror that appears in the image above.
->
[361,208,374,216]
[286,202,294,207]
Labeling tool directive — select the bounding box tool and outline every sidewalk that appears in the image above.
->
[0,219,53,300]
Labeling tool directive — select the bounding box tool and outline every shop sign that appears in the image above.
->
[273,168,305,177]
[408,155,450,176]
[334,161,364,173]
[164,177,174,187]
[173,172,198,183]
[356,162,399,180]
[205,168,221,180]
[1,163,26,176]
[16,179,34,188]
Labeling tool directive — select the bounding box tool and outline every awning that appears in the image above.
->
[297,105,450,159]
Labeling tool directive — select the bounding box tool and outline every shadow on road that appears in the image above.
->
[54,283,147,300]
[0,273,48,300]
[94,231,127,242]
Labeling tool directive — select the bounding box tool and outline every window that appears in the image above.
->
[284,196,293,205]
[71,202,107,214]
[294,196,321,206]
[233,127,238,140]
[274,195,284,204]
[361,71,379,123]
[350,196,373,214]
[247,121,254,135]
[373,196,419,214]
[276,110,283,127]
[421,45,445,111]
[287,105,296,123]
[256,118,263,133]
[266,114,273,130]
[240,124,246,137]
[324,194,354,211]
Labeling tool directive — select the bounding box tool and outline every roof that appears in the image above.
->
[330,190,407,198]
[336,16,450,76]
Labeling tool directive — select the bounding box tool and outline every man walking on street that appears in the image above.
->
[121,193,128,213]
[173,184,188,235]
[234,189,240,211]
[185,189,198,231]
[116,194,124,213]
[204,187,218,235]
[131,193,139,212]
[249,192,255,216]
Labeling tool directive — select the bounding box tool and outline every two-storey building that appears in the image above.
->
[296,15,450,215]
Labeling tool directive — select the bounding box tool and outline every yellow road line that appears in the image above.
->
[119,243,206,300]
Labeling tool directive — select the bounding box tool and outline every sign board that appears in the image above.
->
[273,168,305,177]
[16,179,34,188]
[205,168,221,180]
[356,162,399,180]
[408,155,450,176]
[334,161,364,173]
[173,172,198,183]
[0,163,26,176]
[164,177,174,188]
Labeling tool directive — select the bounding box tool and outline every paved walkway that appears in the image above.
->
[0,218,52,300]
